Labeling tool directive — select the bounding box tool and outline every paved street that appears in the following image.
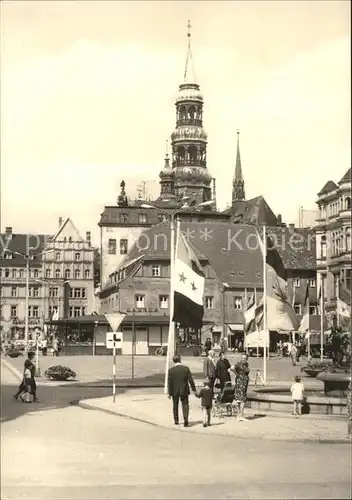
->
[1,362,351,499]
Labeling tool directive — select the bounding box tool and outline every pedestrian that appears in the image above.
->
[290,376,304,417]
[167,354,197,427]
[203,349,216,392]
[13,351,39,403]
[41,337,47,356]
[290,344,298,366]
[52,337,59,357]
[346,378,352,439]
[215,352,231,392]
[204,337,212,355]
[229,353,250,421]
[195,380,213,427]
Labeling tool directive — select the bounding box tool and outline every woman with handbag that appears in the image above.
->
[215,352,231,391]
[229,353,250,421]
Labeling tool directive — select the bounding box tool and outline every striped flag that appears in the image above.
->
[299,282,310,332]
[172,229,205,329]
[244,293,256,332]
[337,298,351,318]
[258,231,300,331]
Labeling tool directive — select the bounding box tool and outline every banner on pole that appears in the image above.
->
[245,329,269,349]
[105,313,125,332]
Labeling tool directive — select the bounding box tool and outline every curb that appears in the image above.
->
[75,400,351,444]
[1,358,22,381]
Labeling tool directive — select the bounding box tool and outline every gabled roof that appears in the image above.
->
[338,168,351,184]
[317,180,338,196]
[52,217,84,242]
[222,196,278,226]
[0,233,49,267]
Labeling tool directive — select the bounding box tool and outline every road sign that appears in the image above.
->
[106,331,123,349]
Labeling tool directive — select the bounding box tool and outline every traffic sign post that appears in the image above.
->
[106,331,123,403]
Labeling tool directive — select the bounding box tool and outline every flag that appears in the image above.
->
[244,293,256,332]
[299,282,310,332]
[254,300,264,329]
[173,229,205,329]
[291,283,296,308]
[258,230,300,331]
[337,298,351,318]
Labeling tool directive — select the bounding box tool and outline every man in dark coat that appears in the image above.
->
[203,349,217,392]
[168,354,197,427]
[215,352,231,391]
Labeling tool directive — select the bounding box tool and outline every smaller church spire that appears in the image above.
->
[232,130,245,202]
[184,20,197,84]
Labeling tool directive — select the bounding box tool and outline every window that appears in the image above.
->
[33,269,39,278]
[152,265,161,277]
[46,268,51,278]
[308,279,316,288]
[159,295,169,309]
[138,213,148,223]
[119,213,128,223]
[65,269,71,279]
[81,307,86,316]
[29,287,40,298]
[28,306,39,318]
[49,287,58,297]
[346,227,351,252]
[75,252,81,261]
[74,288,86,298]
[320,235,327,259]
[108,239,117,254]
[233,296,242,310]
[5,269,9,278]
[20,269,24,278]
[157,214,167,222]
[74,306,81,317]
[69,237,72,243]
[84,269,90,279]
[293,279,301,287]
[11,269,16,278]
[55,269,61,278]
[74,269,80,279]
[11,305,17,317]
[69,306,74,318]
[309,305,318,315]
[120,239,128,255]
[135,294,145,308]
[205,296,214,308]
[0,269,2,278]
[56,252,61,261]
[4,252,12,259]
[294,304,302,315]
[11,286,17,297]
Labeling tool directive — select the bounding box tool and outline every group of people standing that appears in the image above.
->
[167,351,250,428]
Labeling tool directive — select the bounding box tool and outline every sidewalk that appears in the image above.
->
[78,390,350,444]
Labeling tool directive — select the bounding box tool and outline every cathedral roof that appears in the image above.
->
[222,196,278,226]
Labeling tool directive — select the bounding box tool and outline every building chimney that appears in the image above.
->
[5,227,12,235]
[58,217,63,228]
[288,223,295,230]
[86,231,91,245]
[277,214,282,226]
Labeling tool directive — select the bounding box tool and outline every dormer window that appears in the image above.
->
[4,252,12,259]
[119,213,128,223]
[138,213,148,224]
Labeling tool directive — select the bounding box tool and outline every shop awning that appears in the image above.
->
[212,325,222,333]
[228,324,243,332]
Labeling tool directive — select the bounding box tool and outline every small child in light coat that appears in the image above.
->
[290,376,304,416]
[196,380,213,427]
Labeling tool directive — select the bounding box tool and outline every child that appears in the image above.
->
[290,376,304,417]
[196,380,213,427]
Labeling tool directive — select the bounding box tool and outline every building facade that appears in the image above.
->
[0,218,97,341]
[315,168,351,321]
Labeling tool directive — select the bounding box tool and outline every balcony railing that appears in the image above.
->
[173,159,206,167]
[176,119,202,126]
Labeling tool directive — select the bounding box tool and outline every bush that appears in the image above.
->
[301,361,349,374]
[7,349,22,358]
[44,365,76,380]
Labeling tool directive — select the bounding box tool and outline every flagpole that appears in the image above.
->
[164,214,177,394]
[262,225,267,385]
[336,277,340,328]
[320,275,324,361]
[254,287,259,358]
[307,286,310,360]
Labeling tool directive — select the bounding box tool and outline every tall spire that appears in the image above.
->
[232,130,245,202]
[184,20,197,83]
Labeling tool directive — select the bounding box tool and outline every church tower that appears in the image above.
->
[169,22,213,206]
[232,130,245,203]
[158,141,176,201]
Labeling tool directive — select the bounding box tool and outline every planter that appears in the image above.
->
[7,351,21,358]
[302,369,321,378]
[49,375,71,381]
[316,371,350,397]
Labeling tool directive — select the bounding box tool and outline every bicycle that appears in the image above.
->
[155,346,167,356]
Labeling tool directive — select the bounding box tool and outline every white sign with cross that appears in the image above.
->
[106,331,123,349]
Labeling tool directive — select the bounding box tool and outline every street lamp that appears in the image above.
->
[14,248,54,354]
[141,198,215,392]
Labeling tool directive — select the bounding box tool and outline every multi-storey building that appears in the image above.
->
[315,168,351,322]
[0,219,97,342]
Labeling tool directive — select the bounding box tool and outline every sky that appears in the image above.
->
[1,0,350,244]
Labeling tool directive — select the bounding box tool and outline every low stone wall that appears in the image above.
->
[246,388,347,416]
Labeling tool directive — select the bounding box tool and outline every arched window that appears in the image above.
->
[12,269,17,278]
[320,234,326,259]
[46,268,51,278]
[56,252,61,261]
[75,269,80,279]
[75,252,81,261]
[177,146,185,159]
[188,145,197,163]
[346,227,351,252]
[68,237,72,243]
[179,106,186,121]
[63,237,67,243]
[65,269,71,279]
[346,197,351,210]
[84,269,90,279]
[188,106,195,120]
[55,269,61,278]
